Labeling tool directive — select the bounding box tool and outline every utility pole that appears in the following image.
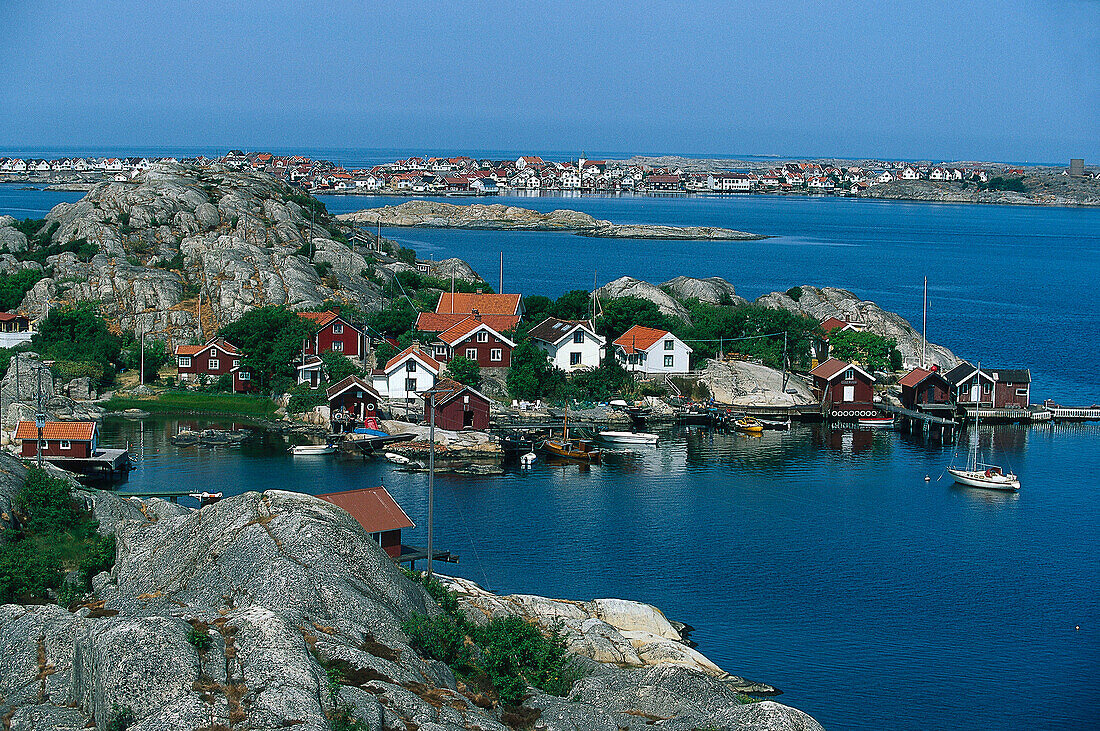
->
[35,366,43,468]
[426,392,435,579]
[781,331,789,392]
[922,276,928,369]
[499,251,503,294]
[139,329,145,387]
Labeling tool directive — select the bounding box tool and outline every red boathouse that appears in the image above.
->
[317,486,415,559]
[809,358,878,418]
[421,378,491,431]
[16,420,98,458]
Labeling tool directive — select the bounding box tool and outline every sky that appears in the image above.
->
[1,1,1097,162]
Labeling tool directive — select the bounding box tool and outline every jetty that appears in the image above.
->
[1042,402,1100,422]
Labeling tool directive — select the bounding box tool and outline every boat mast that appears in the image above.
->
[922,276,928,369]
[427,392,435,578]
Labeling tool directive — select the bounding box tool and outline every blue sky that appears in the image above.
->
[1,1,1096,162]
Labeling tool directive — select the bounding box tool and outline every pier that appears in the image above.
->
[45,448,132,483]
[1042,405,1100,422]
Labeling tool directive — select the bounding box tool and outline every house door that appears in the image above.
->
[842,385,855,402]
[971,384,980,403]
[463,410,474,428]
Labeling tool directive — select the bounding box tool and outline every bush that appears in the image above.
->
[445,356,480,388]
[396,246,417,265]
[16,469,82,535]
[321,351,362,384]
[507,342,567,402]
[313,261,333,278]
[785,286,803,301]
[288,391,327,413]
[31,302,122,372]
[187,626,213,652]
[0,269,44,311]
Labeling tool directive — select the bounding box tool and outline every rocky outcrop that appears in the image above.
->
[0,478,821,730]
[700,359,816,407]
[16,164,383,345]
[756,285,957,370]
[661,276,747,306]
[0,216,29,253]
[424,257,486,284]
[338,201,764,240]
[597,276,691,321]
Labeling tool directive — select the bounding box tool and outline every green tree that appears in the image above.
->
[522,295,552,325]
[0,270,43,311]
[507,342,566,401]
[121,339,169,382]
[595,297,671,341]
[568,352,634,402]
[31,302,121,371]
[218,306,315,387]
[366,301,417,338]
[321,350,361,383]
[550,290,593,321]
[374,339,398,369]
[827,329,901,372]
[445,356,481,388]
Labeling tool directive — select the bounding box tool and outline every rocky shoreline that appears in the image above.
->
[0,458,824,731]
[337,200,767,240]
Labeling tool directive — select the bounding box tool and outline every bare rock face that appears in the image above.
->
[0,216,29,253]
[701,359,816,407]
[756,285,958,370]
[425,257,485,284]
[661,275,747,306]
[337,200,605,230]
[20,164,383,346]
[0,352,54,408]
[597,276,691,322]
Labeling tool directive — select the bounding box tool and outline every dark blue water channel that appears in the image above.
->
[103,417,1099,731]
[5,185,1099,729]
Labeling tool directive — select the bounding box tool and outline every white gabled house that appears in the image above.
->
[371,346,441,401]
[527,317,605,371]
[612,325,692,374]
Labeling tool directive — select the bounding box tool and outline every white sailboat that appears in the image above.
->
[947,361,1020,491]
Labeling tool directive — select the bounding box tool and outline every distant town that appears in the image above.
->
[1,151,1094,198]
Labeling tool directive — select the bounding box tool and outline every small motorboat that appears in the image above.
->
[947,465,1020,491]
[188,491,223,506]
[755,417,792,430]
[384,452,411,465]
[290,444,337,455]
[598,431,659,445]
[859,416,894,428]
[519,451,537,467]
[734,417,764,434]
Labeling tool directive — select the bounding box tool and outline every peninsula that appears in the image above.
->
[337,200,767,240]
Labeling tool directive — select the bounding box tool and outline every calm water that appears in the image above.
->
[105,416,1100,731]
[5,184,1100,729]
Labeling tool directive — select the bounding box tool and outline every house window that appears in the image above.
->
[664,339,674,350]
[333,323,343,334]
[983,382,992,394]
[209,359,219,370]
[466,348,477,360]
[59,440,71,450]
[179,356,191,368]
[233,359,240,367]
[406,361,417,372]
[664,355,674,368]
[843,368,854,380]
[405,378,416,392]
[476,331,489,342]
[239,371,250,381]
[491,349,502,362]
[435,345,446,355]
[1015,388,1028,397]
[570,352,582,366]
[369,531,381,544]
[333,341,343,352]
[574,331,584,344]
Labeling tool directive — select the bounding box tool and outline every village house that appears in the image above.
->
[317,486,414,559]
[809,358,878,416]
[327,375,381,432]
[296,355,325,388]
[421,377,492,431]
[944,362,1031,409]
[16,420,98,459]
[429,316,515,367]
[372,346,441,401]
[644,174,683,192]
[298,310,363,359]
[175,338,254,393]
[613,325,692,374]
[417,292,523,333]
[898,367,954,411]
[528,317,605,371]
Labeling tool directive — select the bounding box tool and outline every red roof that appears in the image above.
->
[809,358,874,382]
[174,338,240,357]
[317,486,414,534]
[819,316,851,333]
[437,316,515,347]
[416,311,519,334]
[435,292,521,316]
[0,312,27,322]
[613,325,672,355]
[15,421,97,441]
[384,346,441,373]
[898,367,943,388]
[298,310,340,327]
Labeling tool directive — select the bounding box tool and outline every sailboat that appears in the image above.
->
[947,361,1020,491]
[541,404,602,462]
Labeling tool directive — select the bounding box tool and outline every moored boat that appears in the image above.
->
[290,444,337,455]
[541,438,602,462]
[734,417,764,433]
[947,465,1020,491]
[858,416,894,428]
[598,431,659,445]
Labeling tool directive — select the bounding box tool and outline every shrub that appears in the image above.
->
[445,356,480,388]
[396,246,417,265]
[187,626,213,652]
[105,705,135,731]
[0,269,44,310]
[785,286,803,301]
[288,391,327,413]
[16,468,82,535]
[313,261,333,278]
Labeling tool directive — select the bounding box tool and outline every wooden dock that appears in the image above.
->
[1043,405,1100,422]
[885,403,957,427]
[45,448,131,483]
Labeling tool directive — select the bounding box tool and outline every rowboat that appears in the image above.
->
[734,417,764,434]
[858,416,894,428]
[289,444,337,455]
[598,431,659,445]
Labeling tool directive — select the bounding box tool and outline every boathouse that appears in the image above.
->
[327,375,380,431]
[317,486,414,559]
[421,377,491,431]
[298,310,363,359]
[809,358,877,417]
[898,367,953,410]
[16,420,98,458]
[613,326,692,374]
[944,362,1031,409]
[528,317,605,371]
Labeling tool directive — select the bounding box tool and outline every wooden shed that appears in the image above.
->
[317,486,414,559]
[421,378,491,431]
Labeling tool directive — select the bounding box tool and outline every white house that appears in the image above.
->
[528,317,605,371]
[612,325,692,374]
[371,346,440,401]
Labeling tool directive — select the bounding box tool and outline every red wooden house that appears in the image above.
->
[327,375,381,432]
[299,310,363,359]
[898,367,953,411]
[421,378,491,431]
[16,420,98,458]
[175,338,255,393]
[414,292,522,347]
[430,316,515,368]
[809,358,878,418]
[317,486,414,559]
[944,362,1031,409]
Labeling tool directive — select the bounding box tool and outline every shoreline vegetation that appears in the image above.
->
[103,392,278,418]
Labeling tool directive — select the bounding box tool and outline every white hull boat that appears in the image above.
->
[290,444,337,456]
[859,416,894,428]
[947,466,1020,491]
[598,431,659,445]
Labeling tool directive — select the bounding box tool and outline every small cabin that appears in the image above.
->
[421,378,491,431]
[945,362,1031,409]
[809,358,877,416]
[317,486,414,559]
[16,420,98,459]
[327,375,381,432]
[898,367,952,410]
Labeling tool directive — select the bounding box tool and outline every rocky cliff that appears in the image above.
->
[338,201,765,240]
[0,463,823,731]
[3,164,384,345]
[754,286,957,370]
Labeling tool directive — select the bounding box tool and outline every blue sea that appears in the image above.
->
[3,182,1099,730]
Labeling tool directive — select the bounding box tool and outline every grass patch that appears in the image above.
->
[104,391,278,418]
